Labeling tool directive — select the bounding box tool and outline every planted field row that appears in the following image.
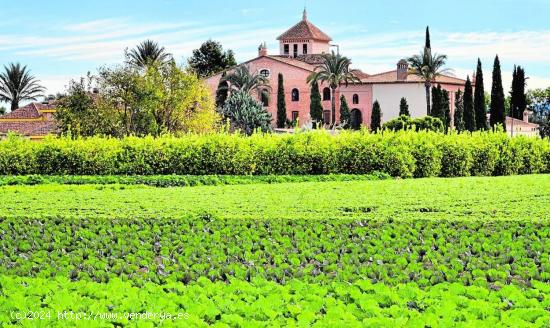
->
[1,216,547,287]
[2,276,548,327]
[1,176,548,221]
[0,131,548,177]
[0,173,389,187]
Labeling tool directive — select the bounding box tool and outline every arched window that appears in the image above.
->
[323,87,331,101]
[259,69,270,78]
[352,94,359,104]
[260,89,269,107]
[291,88,300,102]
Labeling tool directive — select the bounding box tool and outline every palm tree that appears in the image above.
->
[307,52,360,126]
[0,63,45,111]
[408,48,451,116]
[127,40,171,68]
[221,65,271,96]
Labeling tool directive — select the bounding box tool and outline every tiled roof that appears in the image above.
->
[361,70,466,85]
[0,103,42,119]
[277,18,332,42]
[0,121,57,136]
[266,56,316,72]
[0,102,58,137]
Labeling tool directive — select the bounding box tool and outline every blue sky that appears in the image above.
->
[1,0,549,101]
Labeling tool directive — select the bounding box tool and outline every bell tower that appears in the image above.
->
[276,9,332,57]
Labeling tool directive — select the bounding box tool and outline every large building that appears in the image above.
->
[205,9,468,129]
[0,101,58,140]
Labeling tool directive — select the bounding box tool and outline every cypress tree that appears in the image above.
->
[276,73,287,128]
[474,58,488,130]
[490,55,506,129]
[309,82,323,128]
[510,65,527,120]
[215,72,228,108]
[399,97,410,116]
[463,76,476,132]
[454,90,465,132]
[425,26,431,49]
[371,100,382,131]
[431,85,444,120]
[339,95,351,128]
[442,89,451,132]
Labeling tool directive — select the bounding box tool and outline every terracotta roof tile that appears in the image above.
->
[362,70,466,85]
[0,121,57,136]
[277,18,332,42]
[0,103,41,119]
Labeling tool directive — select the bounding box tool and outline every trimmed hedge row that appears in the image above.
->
[0,131,548,177]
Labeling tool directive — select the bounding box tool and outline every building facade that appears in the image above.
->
[205,10,468,129]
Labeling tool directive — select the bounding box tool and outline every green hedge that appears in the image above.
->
[0,131,548,177]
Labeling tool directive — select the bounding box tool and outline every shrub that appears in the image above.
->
[0,131,548,177]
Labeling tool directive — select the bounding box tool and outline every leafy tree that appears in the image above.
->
[221,91,272,135]
[510,65,527,120]
[309,82,323,128]
[55,76,122,137]
[340,95,350,128]
[306,52,360,126]
[399,97,410,116]
[490,55,506,129]
[370,100,382,131]
[454,90,465,132]
[276,73,287,128]
[126,40,171,68]
[221,65,270,96]
[463,76,476,132]
[0,63,45,111]
[527,87,550,138]
[474,58,488,130]
[408,27,451,116]
[188,40,236,78]
[215,72,229,108]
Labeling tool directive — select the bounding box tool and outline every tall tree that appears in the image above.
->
[474,58,488,130]
[0,106,6,115]
[463,76,476,132]
[490,55,506,129]
[371,100,382,131]
[215,72,229,108]
[510,65,527,120]
[425,26,431,49]
[431,85,443,119]
[454,90,464,132]
[408,42,451,116]
[399,97,410,116]
[339,95,350,128]
[221,65,270,96]
[276,73,287,128]
[0,63,45,111]
[442,88,451,132]
[309,82,323,128]
[126,40,171,68]
[306,52,360,126]
[188,40,237,78]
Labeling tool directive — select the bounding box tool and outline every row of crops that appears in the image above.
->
[1,176,549,326]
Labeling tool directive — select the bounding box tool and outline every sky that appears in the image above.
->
[1,0,549,104]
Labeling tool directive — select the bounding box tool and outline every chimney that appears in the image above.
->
[258,42,268,57]
[397,59,408,81]
[523,110,530,123]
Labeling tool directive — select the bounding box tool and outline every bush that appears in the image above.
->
[383,115,444,133]
[0,131,548,177]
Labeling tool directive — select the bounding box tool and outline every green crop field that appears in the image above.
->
[1,175,549,327]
